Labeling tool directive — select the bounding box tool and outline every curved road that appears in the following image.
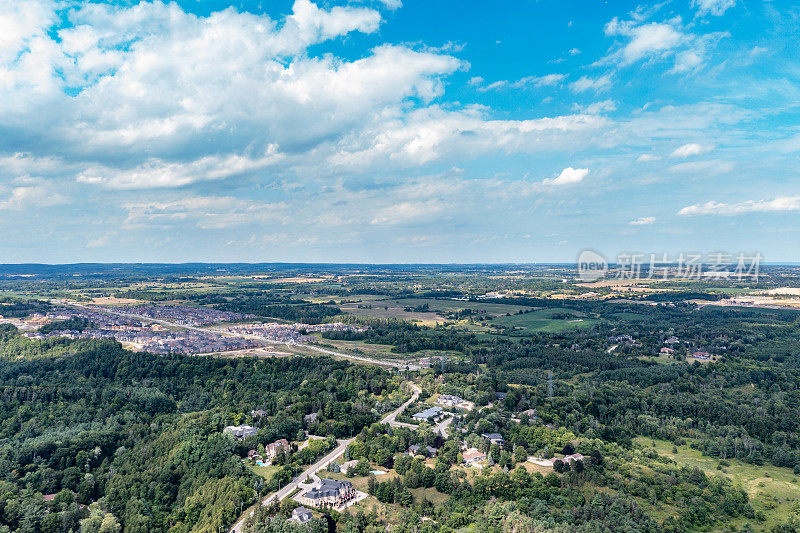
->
[229,382,420,532]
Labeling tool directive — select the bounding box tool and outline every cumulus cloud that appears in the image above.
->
[542,167,590,186]
[628,216,655,225]
[671,143,713,157]
[677,196,800,216]
[0,0,465,189]
[604,18,683,65]
[602,16,726,73]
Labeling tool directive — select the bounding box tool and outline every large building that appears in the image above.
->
[223,425,258,439]
[300,478,355,508]
[412,406,442,421]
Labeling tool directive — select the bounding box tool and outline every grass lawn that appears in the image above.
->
[489,308,597,333]
[409,487,449,506]
[635,437,800,531]
[247,463,280,481]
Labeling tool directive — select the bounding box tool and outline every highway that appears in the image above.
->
[228,382,420,532]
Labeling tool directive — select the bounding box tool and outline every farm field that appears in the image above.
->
[488,307,598,333]
[338,297,532,324]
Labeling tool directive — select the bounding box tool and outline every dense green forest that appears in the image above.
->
[0,328,396,532]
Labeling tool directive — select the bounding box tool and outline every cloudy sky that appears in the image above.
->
[1,0,798,263]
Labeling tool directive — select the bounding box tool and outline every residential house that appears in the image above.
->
[265,438,290,459]
[412,406,443,421]
[437,394,463,407]
[300,478,355,508]
[290,507,313,524]
[481,433,505,446]
[462,448,487,465]
[224,425,258,439]
[408,444,438,457]
[660,347,675,355]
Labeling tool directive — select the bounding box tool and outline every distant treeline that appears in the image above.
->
[0,297,51,318]
[0,330,393,532]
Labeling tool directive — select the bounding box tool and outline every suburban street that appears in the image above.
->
[229,382,420,532]
[433,416,454,438]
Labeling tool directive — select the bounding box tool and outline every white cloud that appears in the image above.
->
[542,167,590,186]
[570,74,613,93]
[474,73,566,92]
[0,185,68,210]
[628,216,655,225]
[671,143,713,157]
[477,80,507,92]
[677,196,800,216]
[636,153,661,162]
[604,18,683,65]
[692,0,736,16]
[582,100,616,114]
[668,159,733,175]
[377,0,403,10]
[602,16,726,73]
[330,107,610,169]
[0,0,466,189]
[77,146,284,189]
[370,199,449,225]
[123,196,291,229]
[86,235,111,248]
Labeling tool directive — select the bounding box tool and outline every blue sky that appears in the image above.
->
[0,0,798,263]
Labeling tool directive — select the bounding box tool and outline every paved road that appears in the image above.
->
[229,382,420,532]
[382,383,421,428]
[433,416,454,438]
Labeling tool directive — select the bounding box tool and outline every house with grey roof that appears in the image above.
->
[300,478,355,508]
[223,424,257,439]
[290,507,313,523]
[412,406,443,421]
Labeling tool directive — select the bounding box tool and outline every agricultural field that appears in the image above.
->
[487,307,598,333]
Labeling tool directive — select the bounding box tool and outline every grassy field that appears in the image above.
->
[246,463,280,481]
[634,437,800,531]
[338,297,532,325]
[488,308,597,333]
[409,486,449,506]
